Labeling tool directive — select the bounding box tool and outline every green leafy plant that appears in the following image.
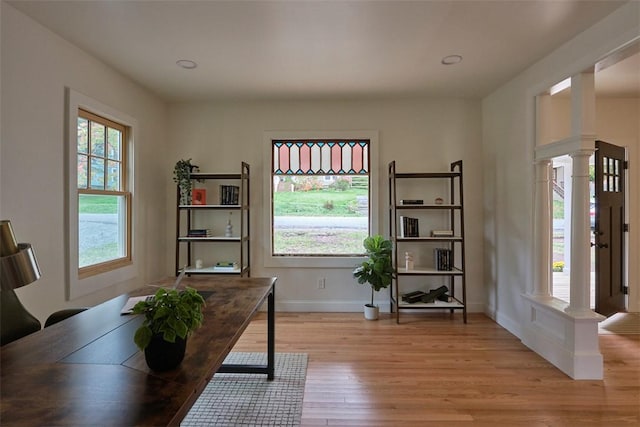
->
[132,287,205,350]
[173,158,199,204]
[353,235,395,307]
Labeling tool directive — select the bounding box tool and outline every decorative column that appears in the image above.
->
[566,149,593,314]
[533,159,552,297]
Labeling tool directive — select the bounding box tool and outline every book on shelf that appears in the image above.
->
[187,228,213,237]
[400,199,424,205]
[434,248,453,271]
[219,185,240,205]
[431,229,454,237]
[213,261,238,271]
[399,216,419,237]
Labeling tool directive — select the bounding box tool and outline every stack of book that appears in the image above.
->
[187,228,213,237]
[399,199,423,205]
[399,216,419,237]
[213,261,238,272]
[219,185,240,205]
[434,248,453,271]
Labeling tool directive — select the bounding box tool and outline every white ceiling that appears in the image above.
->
[8,0,636,102]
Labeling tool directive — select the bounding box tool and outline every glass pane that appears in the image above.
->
[273,140,369,175]
[77,117,88,154]
[603,157,608,174]
[614,176,619,192]
[90,157,105,189]
[78,194,127,268]
[77,154,88,189]
[614,159,619,176]
[107,128,121,160]
[272,175,369,255]
[608,158,614,174]
[602,175,608,192]
[107,160,120,191]
[608,176,614,192]
[90,122,105,157]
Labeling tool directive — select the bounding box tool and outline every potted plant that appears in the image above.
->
[173,158,199,205]
[132,287,205,371]
[352,234,395,320]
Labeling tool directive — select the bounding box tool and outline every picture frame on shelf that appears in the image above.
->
[192,188,207,205]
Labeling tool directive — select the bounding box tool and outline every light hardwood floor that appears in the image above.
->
[232,312,639,426]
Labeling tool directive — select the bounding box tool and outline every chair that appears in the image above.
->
[0,289,88,346]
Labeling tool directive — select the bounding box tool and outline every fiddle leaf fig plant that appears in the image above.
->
[173,158,199,205]
[132,287,205,350]
[353,234,395,307]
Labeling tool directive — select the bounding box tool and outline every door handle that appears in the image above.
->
[590,242,608,249]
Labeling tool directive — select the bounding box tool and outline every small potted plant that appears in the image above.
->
[132,287,205,371]
[173,158,199,205]
[353,234,395,320]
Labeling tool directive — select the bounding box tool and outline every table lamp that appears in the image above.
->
[1,219,41,289]
[0,219,43,345]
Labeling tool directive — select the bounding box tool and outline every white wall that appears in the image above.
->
[482,1,640,335]
[166,98,485,312]
[0,3,169,322]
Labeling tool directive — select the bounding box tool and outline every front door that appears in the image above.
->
[594,140,627,316]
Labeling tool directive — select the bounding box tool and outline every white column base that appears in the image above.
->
[521,294,605,379]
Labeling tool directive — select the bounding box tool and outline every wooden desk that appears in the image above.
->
[0,276,276,426]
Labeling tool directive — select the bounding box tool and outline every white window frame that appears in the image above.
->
[263,130,379,268]
[66,88,139,300]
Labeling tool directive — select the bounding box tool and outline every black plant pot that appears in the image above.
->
[144,334,187,371]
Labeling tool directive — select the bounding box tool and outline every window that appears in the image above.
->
[271,139,370,257]
[66,88,138,300]
[77,109,131,277]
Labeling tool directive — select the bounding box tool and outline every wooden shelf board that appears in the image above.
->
[179,204,241,209]
[397,300,464,309]
[398,267,463,275]
[185,266,243,274]
[179,236,241,242]
[395,204,462,209]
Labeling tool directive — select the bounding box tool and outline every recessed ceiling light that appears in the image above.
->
[441,55,463,65]
[176,59,197,70]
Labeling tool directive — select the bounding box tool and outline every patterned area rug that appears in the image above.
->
[599,312,640,335]
[182,353,307,426]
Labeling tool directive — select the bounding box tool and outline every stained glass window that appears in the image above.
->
[271,139,370,257]
[273,140,369,175]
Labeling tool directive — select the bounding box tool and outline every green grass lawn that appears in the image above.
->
[274,188,367,216]
[79,195,118,214]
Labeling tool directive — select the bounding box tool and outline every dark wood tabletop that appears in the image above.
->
[0,276,276,426]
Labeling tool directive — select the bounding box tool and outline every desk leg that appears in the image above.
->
[267,286,275,380]
[217,285,275,379]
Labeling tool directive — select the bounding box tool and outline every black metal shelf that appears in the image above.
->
[388,160,467,323]
[175,162,250,278]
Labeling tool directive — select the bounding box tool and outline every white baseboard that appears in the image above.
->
[276,300,391,313]
[274,299,485,314]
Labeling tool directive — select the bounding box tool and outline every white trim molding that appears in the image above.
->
[521,294,604,379]
[262,130,379,269]
[65,88,139,300]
